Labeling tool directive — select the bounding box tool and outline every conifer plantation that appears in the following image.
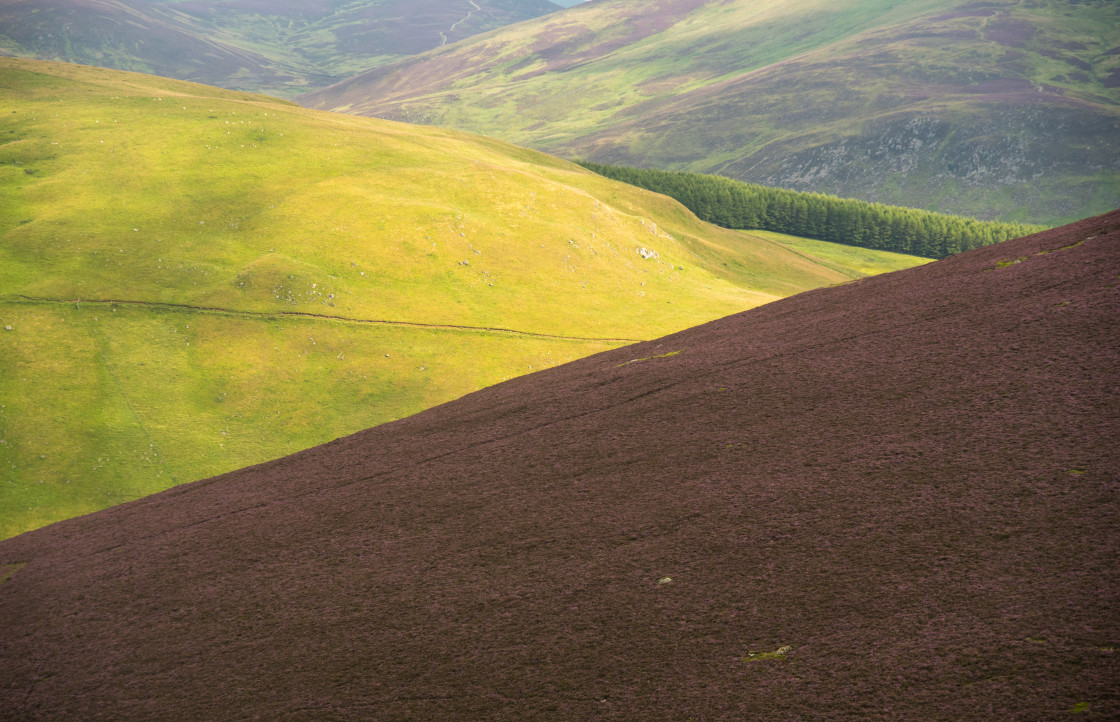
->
[580,162,1047,259]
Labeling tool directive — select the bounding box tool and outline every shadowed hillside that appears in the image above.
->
[302,0,1120,225]
[1,211,1116,718]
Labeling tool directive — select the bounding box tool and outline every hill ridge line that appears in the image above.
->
[2,295,641,343]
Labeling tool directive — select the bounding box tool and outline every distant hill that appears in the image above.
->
[302,0,1120,226]
[0,0,563,96]
[0,58,927,539]
[1,208,1115,718]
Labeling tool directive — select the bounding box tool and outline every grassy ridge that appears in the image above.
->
[0,58,928,539]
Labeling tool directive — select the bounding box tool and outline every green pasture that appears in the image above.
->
[748,231,932,278]
[0,301,619,539]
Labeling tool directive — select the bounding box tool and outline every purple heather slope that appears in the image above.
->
[1,212,1118,719]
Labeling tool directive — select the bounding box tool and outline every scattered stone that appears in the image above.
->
[636,247,659,260]
[3,326,11,331]
[657,576,672,585]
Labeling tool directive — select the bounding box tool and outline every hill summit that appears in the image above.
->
[1,211,1118,718]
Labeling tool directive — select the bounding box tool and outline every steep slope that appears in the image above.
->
[0,57,926,539]
[302,0,1120,225]
[1,211,1116,719]
[0,0,563,96]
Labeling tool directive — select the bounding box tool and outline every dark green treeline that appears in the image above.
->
[577,161,1046,259]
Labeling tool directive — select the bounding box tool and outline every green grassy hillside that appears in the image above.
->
[0,0,562,96]
[0,58,928,539]
[302,0,1120,225]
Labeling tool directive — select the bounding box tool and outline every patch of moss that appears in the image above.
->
[0,562,27,585]
[617,350,681,367]
[743,645,792,661]
[1037,239,1087,255]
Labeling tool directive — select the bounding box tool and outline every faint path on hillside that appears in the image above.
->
[3,295,640,343]
[440,0,482,46]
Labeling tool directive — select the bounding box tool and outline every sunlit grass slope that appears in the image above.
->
[747,231,930,279]
[0,58,927,538]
